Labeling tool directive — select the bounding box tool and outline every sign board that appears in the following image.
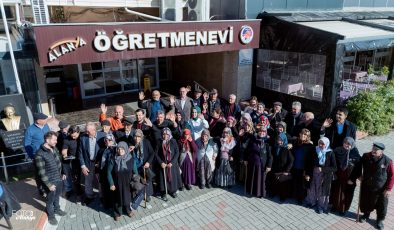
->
[33,20,261,67]
[0,129,25,151]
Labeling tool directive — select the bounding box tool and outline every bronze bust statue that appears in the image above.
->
[1,105,22,131]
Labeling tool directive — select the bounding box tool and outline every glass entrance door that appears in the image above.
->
[79,58,159,99]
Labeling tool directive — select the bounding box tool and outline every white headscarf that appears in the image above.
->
[316,137,332,165]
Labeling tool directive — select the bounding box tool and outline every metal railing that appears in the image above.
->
[0,151,32,183]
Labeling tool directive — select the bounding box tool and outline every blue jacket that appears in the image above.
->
[78,131,106,168]
[24,124,50,159]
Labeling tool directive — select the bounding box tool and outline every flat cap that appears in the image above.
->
[122,117,134,125]
[58,121,69,129]
[33,112,48,120]
[194,88,202,93]
[373,142,385,150]
[210,88,218,95]
[101,120,111,126]
[273,101,282,107]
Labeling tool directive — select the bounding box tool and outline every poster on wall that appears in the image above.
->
[239,49,253,65]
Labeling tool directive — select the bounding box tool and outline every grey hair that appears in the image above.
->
[292,101,302,109]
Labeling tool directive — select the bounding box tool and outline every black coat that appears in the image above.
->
[271,147,294,173]
[114,129,135,146]
[305,150,337,195]
[78,131,106,168]
[284,112,304,137]
[321,120,357,149]
[138,98,173,121]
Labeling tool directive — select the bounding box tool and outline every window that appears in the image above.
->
[256,49,326,102]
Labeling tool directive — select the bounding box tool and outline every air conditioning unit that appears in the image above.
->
[162,0,184,21]
[186,0,209,21]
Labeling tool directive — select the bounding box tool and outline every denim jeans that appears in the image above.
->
[63,162,73,192]
[46,180,63,218]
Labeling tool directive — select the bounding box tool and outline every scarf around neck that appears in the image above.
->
[316,137,332,165]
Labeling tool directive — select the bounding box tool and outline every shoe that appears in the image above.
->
[114,216,120,221]
[170,193,177,198]
[128,212,134,218]
[324,209,329,214]
[359,213,370,223]
[48,216,58,225]
[199,185,205,189]
[377,220,384,230]
[316,208,323,214]
[185,185,192,190]
[65,191,73,199]
[179,186,184,191]
[82,197,93,206]
[161,194,168,202]
[206,184,212,189]
[55,210,67,216]
[339,211,346,216]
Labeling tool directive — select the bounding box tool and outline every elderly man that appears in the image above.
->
[24,112,50,197]
[354,142,394,230]
[268,102,287,130]
[174,87,194,122]
[99,104,124,131]
[222,94,241,120]
[114,117,136,146]
[294,112,321,145]
[78,122,106,205]
[207,88,221,118]
[284,101,304,137]
[138,90,174,122]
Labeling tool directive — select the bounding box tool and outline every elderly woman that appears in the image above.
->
[107,141,134,221]
[178,129,198,190]
[131,129,155,202]
[246,126,272,198]
[215,127,237,187]
[156,127,182,201]
[330,137,361,215]
[96,133,116,209]
[186,107,209,140]
[267,135,294,201]
[305,137,337,214]
[196,129,218,189]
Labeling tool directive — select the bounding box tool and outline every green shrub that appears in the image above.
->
[346,80,394,135]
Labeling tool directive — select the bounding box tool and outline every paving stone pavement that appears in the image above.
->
[48,131,394,230]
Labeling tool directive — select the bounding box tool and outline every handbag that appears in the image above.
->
[130,189,145,210]
[275,173,293,182]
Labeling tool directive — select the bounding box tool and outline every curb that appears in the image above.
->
[36,212,47,230]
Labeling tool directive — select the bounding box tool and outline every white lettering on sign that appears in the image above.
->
[48,37,86,62]
[92,27,234,52]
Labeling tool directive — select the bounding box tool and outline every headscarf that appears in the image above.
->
[180,129,192,152]
[275,135,287,156]
[335,137,356,170]
[115,141,131,171]
[161,127,173,144]
[193,106,201,121]
[316,137,332,165]
[201,129,210,139]
[132,129,144,174]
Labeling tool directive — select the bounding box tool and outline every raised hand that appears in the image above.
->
[169,95,175,105]
[100,103,107,114]
[139,91,145,100]
[322,118,333,128]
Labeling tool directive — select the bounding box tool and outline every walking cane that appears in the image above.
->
[250,165,255,195]
[163,166,168,201]
[244,163,248,195]
[356,179,362,223]
[144,168,147,208]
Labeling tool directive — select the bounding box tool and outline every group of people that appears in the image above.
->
[24,87,393,229]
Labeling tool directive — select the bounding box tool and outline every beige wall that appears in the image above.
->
[34,61,50,115]
[171,51,252,102]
